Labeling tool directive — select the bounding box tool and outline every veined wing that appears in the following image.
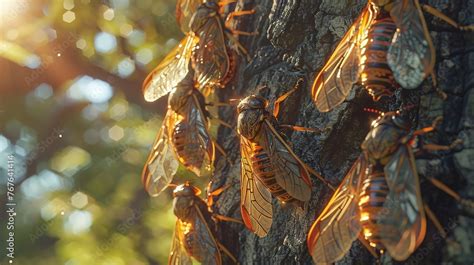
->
[312,4,377,112]
[169,221,193,265]
[143,35,197,102]
[192,204,222,265]
[307,155,367,264]
[260,120,312,202]
[240,136,273,237]
[176,0,202,33]
[176,92,214,176]
[379,144,426,261]
[387,0,435,89]
[141,110,179,197]
[192,15,231,91]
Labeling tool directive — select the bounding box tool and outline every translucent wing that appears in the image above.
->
[387,0,435,89]
[379,145,426,261]
[176,0,202,33]
[174,93,214,176]
[141,110,179,197]
[192,15,231,90]
[260,120,312,202]
[307,155,367,264]
[312,5,377,112]
[192,204,222,265]
[143,35,197,102]
[240,136,273,237]
[169,221,193,265]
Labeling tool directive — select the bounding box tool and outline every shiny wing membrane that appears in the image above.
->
[387,0,435,89]
[193,204,222,265]
[307,155,367,264]
[380,144,426,261]
[177,94,214,176]
[312,5,377,112]
[240,137,273,237]
[143,35,197,102]
[261,120,312,202]
[141,110,179,197]
[169,221,193,265]
[192,16,230,91]
[176,0,202,33]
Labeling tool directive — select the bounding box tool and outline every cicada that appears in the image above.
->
[169,182,238,265]
[142,70,223,197]
[143,0,254,102]
[237,80,333,237]
[312,0,474,112]
[307,112,463,263]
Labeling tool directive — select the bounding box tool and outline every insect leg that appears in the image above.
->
[408,116,443,138]
[279,124,329,133]
[422,4,474,31]
[212,138,234,166]
[216,242,239,264]
[208,183,232,197]
[302,163,336,191]
[424,203,447,238]
[421,139,463,152]
[426,177,474,209]
[225,9,256,27]
[212,214,243,224]
[273,78,305,118]
[429,73,448,100]
[224,31,251,61]
[218,0,237,7]
[210,115,233,129]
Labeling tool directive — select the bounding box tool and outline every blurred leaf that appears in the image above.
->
[0,40,39,67]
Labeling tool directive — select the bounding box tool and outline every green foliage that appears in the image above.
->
[0,0,207,264]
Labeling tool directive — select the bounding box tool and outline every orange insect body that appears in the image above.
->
[238,92,314,237]
[170,183,229,265]
[169,85,213,174]
[307,113,429,263]
[358,170,390,249]
[360,15,398,100]
[141,71,215,197]
[311,0,439,112]
[249,138,299,204]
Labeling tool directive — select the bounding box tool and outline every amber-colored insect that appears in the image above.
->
[169,182,238,265]
[307,112,463,263]
[143,0,254,102]
[312,0,474,112]
[237,80,334,237]
[141,70,229,197]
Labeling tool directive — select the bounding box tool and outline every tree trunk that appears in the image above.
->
[210,0,474,264]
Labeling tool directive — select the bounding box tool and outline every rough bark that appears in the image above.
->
[209,1,474,264]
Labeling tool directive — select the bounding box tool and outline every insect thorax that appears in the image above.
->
[169,85,193,114]
[189,3,216,33]
[237,96,268,140]
[361,114,409,164]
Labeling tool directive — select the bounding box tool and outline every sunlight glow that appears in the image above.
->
[0,0,28,24]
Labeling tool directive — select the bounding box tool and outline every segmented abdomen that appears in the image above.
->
[183,223,206,262]
[250,143,295,203]
[358,169,390,250]
[360,17,398,100]
[172,121,205,170]
[219,49,237,88]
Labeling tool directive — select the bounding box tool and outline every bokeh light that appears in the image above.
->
[94,32,117,53]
